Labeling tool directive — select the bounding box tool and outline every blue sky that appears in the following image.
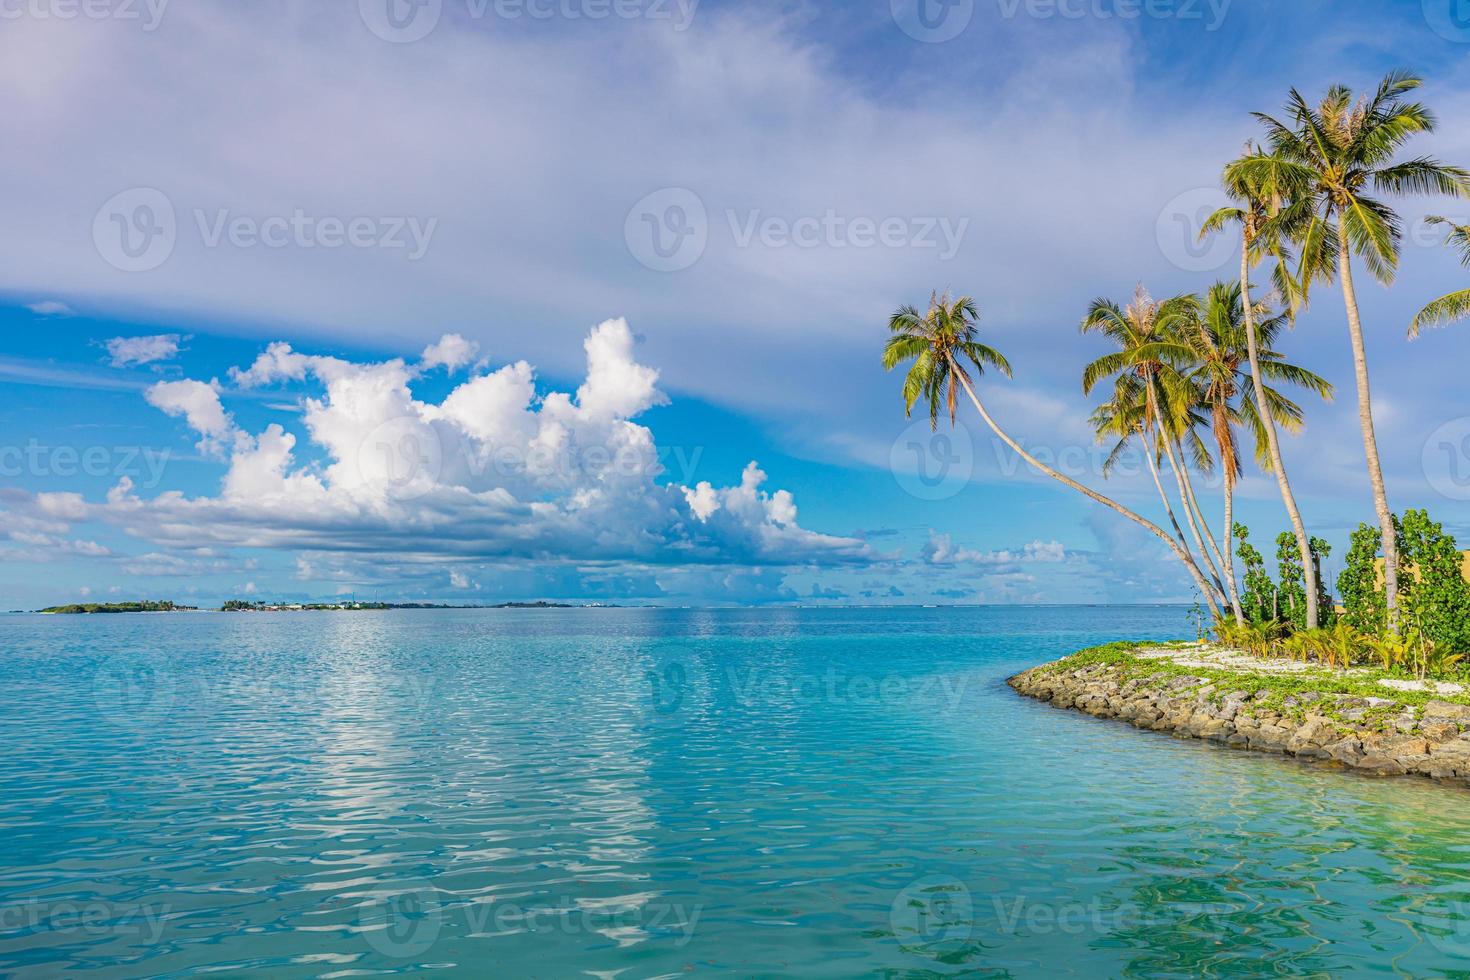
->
[2,0,1469,608]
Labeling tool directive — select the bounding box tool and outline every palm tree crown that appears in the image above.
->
[883,293,1012,429]
[1243,70,1470,289]
[1410,217,1470,337]
[1181,281,1333,478]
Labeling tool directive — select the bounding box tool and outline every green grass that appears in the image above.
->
[1029,641,1470,732]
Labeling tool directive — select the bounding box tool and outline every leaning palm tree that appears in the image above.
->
[1409,217,1470,337]
[1206,148,1325,629]
[883,293,1227,616]
[1080,288,1230,599]
[1180,281,1334,624]
[1242,71,1470,624]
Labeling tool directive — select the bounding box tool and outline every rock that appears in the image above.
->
[1250,725,1292,753]
[1424,701,1470,723]
[1287,716,1336,756]
[1324,738,1365,766]
[1358,755,1408,775]
[1009,658,1470,791]
[1422,721,1460,743]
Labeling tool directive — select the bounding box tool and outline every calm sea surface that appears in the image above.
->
[3,606,1470,977]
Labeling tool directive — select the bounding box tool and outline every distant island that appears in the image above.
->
[220,599,578,612]
[36,599,588,614]
[40,601,199,614]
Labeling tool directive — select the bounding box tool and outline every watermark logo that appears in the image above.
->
[359,0,443,42]
[1423,897,1470,958]
[890,419,974,501]
[360,0,698,42]
[1423,0,1470,42]
[625,187,708,272]
[624,189,970,271]
[359,419,445,501]
[359,883,443,958]
[891,0,973,42]
[646,660,688,714]
[93,656,175,730]
[1156,187,1234,273]
[93,188,439,272]
[94,187,176,273]
[1424,416,1470,501]
[890,875,973,951]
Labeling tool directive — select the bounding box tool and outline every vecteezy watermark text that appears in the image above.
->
[358,0,698,43]
[996,0,1230,29]
[0,900,169,945]
[624,188,971,272]
[0,0,168,30]
[356,884,702,958]
[0,441,171,487]
[93,188,438,273]
[647,661,972,715]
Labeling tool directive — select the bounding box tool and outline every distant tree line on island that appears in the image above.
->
[40,600,198,614]
[36,599,585,614]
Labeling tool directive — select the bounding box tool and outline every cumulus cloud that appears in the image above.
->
[144,379,235,456]
[59,319,870,578]
[421,334,480,373]
[921,532,1069,566]
[107,334,183,368]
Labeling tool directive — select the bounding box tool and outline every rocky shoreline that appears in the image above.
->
[1010,649,1470,788]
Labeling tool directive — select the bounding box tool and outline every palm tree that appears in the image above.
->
[1180,281,1334,624]
[884,293,1227,616]
[1243,71,1470,625]
[1206,148,1326,629]
[1080,288,1231,600]
[1089,373,1229,617]
[1409,217,1470,336]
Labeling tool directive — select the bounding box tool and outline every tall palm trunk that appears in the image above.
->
[1335,217,1399,626]
[1221,474,1244,624]
[1240,240,1319,629]
[953,367,1227,619]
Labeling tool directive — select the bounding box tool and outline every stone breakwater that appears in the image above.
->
[1009,661,1470,788]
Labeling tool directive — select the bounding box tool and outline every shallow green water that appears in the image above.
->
[2,606,1469,977]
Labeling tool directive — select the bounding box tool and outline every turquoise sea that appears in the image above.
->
[3,606,1470,977]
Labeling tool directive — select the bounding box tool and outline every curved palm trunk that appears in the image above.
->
[1146,380,1228,596]
[1139,436,1194,554]
[1162,438,1226,593]
[1222,475,1244,624]
[954,369,1226,619]
[1335,218,1399,628]
[1143,436,1241,623]
[1241,241,1319,630]
[1175,439,1231,585]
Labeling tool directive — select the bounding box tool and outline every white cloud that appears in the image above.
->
[421,334,479,373]
[107,334,183,368]
[61,319,869,576]
[27,300,74,317]
[144,379,235,456]
[921,532,1069,567]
